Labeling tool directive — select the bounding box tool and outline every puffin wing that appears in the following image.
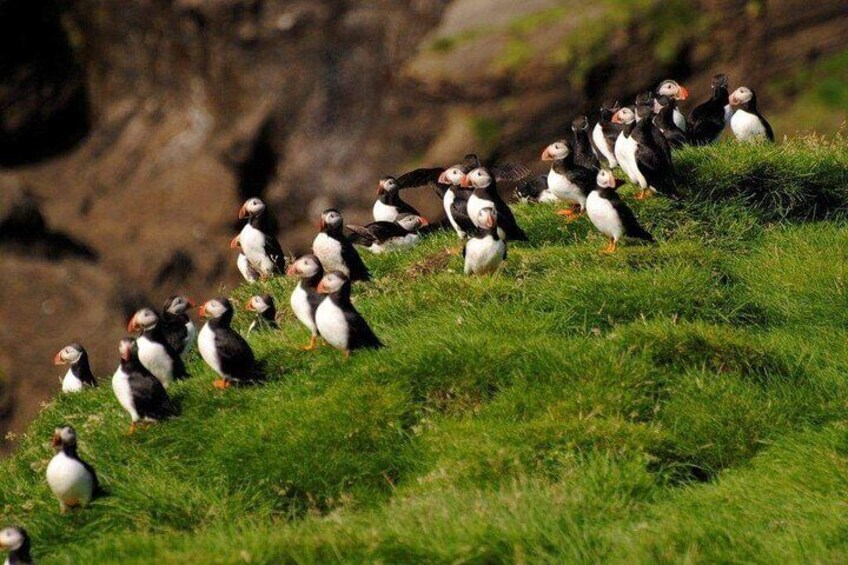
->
[759,113,775,142]
[341,239,372,281]
[345,309,383,350]
[494,198,528,241]
[263,235,286,274]
[133,373,178,419]
[490,162,531,182]
[635,143,678,198]
[396,167,445,189]
[163,319,188,355]
[215,328,263,382]
[515,174,548,201]
[566,166,597,197]
[346,224,378,246]
[609,192,654,242]
[451,197,477,234]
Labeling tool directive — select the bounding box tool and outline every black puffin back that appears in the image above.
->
[478,180,528,241]
[145,324,188,379]
[690,83,729,145]
[73,349,97,386]
[161,310,189,354]
[209,314,265,383]
[600,188,654,242]
[123,353,178,420]
[331,282,382,351]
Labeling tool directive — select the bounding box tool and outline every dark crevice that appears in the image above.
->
[155,250,195,287]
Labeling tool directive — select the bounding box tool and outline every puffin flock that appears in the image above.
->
[2,75,774,562]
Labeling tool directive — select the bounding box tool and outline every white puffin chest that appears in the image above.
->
[372,200,397,223]
[312,233,346,274]
[464,235,505,275]
[443,189,463,235]
[315,299,349,350]
[731,109,767,142]
[137,336,173,387]
[182,320,197,357]
[239,223,266,262]
[466,194,492,229]
[547,168,584,204]
[111,367,138,420]
[291,282,318,334]
[198,323,223,377]
[592,123,617,167]
[237,253,258,282]
[673,108,687,131]
[46,452,94,506]
[586,191,624,240]
[62,368,84,393]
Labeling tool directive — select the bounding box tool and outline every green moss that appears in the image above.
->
[470,116,501,152]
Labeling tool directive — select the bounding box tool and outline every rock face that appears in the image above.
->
[1,0,847,450]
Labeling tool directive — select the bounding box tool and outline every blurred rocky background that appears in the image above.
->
[1,0,847,452]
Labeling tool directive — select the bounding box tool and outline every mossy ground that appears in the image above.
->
[2,139,848,563]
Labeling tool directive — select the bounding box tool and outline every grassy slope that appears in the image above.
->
[3,139,848,563]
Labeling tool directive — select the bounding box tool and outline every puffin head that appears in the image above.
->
[319,208,343,231]
[611,107,637,125]
[118,338,136,362]
[245,294,273,313]
[54,343,85,366]
[729,86,754,106]
[128,308,159,333]
[653,94,673,114]
[476,207,498,229]
[461,167,493,189]
[712,73,729,89]
[164,295,194,316]
[316,271,349,295]
[238,197,266,220]
[438,166,466,186]
[596,169,622,190]
[377,177,398,196]
[51,425,77,451]
[0,526,28,553]
[571,115,590,132]
[396,213,428,233]
[541,140,569,161]
[198,298,231,320]
[286,254,323,279]
[657,79,688,101]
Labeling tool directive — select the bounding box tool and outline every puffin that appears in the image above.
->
[462,167,528,241]
[161,295,196,359]
[316,271,383,358]
[286,254,325,351]
[571,116,600,169]
[689,73,731,145]
[45,425,102,514]
[656,79,690,131]
[373,177,422,223]
[128,307,188,387]
[463,207,506,276]
[112,337,178,434]
[515,174,559,204]
[245,294,278,333]
[612,107,678,200]
[0,526,32,565]
[591,103,623,168]
[438,166,477,238]
[312,209,371,282]
[729,86,774,143]
[653,95,689,149]
[586,169,655,253]
[346,214,428,254]
[54,343,96,392]
[231,197,286,278]
[237,251,260,282]
[540,139,596,219]
[198,298,265,388]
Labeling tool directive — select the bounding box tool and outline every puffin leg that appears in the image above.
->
[343,350,351,360]
[634,190,651,200]
[128,422,138,435]
[213,379,231,389]
[602,238,617,254]
[301,335,318,351]
[59,502,68,515]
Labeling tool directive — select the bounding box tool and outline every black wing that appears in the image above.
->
[263,235,286,274]
[341,239,371,282]
[162,319,188,355]
[450,197,477,234]
[565,166,597,197]
[515,174,548,201]
[345,309,383,351]
[396,167,445,189]
[79,457,104,496]
[689,99,726,145]
[608,191,654,242]
[346,224,378,246]
[635,143,678,199]
[132,373,178,420]
[759,113,775,142]
[490,162,531,182]
[347,222,408,245]
[215,328,264,383]
[494,199,528,241]
[393,197,421,217]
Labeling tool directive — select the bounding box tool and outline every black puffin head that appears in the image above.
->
[128,307,159,333]
[245,294,275,315]
[460,167,493,189]
[596,169,622,190]
[438,166,466,186]
[54,343,86,367]
[319,209,344,235]
[396,213,428,233]
[286,254,324,283]
[51,425,78,454]
[316,271,351,300]
[572,115,590,132]
[199,297,234,326]
[541,140,569,161]
[653,94,675,113]
[599,102,621,122]
[0,526,31,561]
[475,207,498,230]
[712,73,729,90]
[238,197,266,220]
[656,79,689,101]
[611,107,637,125]
[729,86,756,108]
[377,177,398,196]
[163,296,194,317]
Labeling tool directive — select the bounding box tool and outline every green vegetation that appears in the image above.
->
[771,49,848,135]
[2,139,848,562]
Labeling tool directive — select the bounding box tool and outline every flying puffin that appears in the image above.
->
[161,295,196,359]
[689,73,731,145]
[373,177,422,223]
[54,343,96,392]
[464,207,507,275]
[571,116,600,170]
[591,103,623,168]
[312,209,371,282]
[656,79,689,131]
[198,298,265,388]
[540,139,597,219]
[286,254,325,351]
[653,95,689,149]
[45,425,102,514]
[127,307,188,387]
[729,86,774,143]
[316,271,382,358]
[112,337,178,434]
[463,167,528,241]
[231,197,286,278]
[586,169,655,253]
[0,526,32,565]
[346,214,428,254]
[612,107,678,200]
[245,294,278,333]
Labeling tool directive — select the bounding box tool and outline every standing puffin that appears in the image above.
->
[729,86,774,143]
[161,295,196,359]
[54,343,96,392]
[689,73,731,145]
[656,79,690,131]
[592,103,623,168]
[45,425,102,514]
[612,107,677,200]
[653,95,689,149]
[286,254,325,351]
[312,209,371,281]
[463,167,528,241]
[346,214,428,254]
[0,526,32,565]
[245,294,278,333]
[373,177,422,223]
[315,271,383,358]
[232,197,286,278]
[540,140,596,219]
[464,208,506,275]
[198,298,265,388]
[439,166,477,238]
[112,338,178,434]
[128,308,188,387]
[571,116,600,170]
[586,169,654,253]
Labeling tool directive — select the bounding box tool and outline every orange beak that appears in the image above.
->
[541,147,554,161]
[678,86,689,100]
[317,281,328,294]
[486,215,496,229]
[376,182,385,196]
[286,263,299,276]
[438,170,450,184]
[611,111,623,124]
[51,432,62,448]
[230,235,240,249]
[198,304,207,318]
[245,299,256,311]
[186,298,195,307]
[318,218,325,230]
[460,175,471,188]
[238,204,249,219]
[419,217,429,227]
[53,351,65,365]
[127,315,138,332]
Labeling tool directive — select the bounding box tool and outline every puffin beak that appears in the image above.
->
[614,177,624,189]
[229,235,240,249]
[437,171,450,184]
[678,86,689,100]
[286,263,299,276]
[611,111,623,124]
[245,299,256,312]
[376,181,385,196]
[318,218,325,230]
[127,315,138,332]
[51,433,62,448]
[53,351,65,365]
[653,99,663,114]
[460,175,471,188]
[486,216,496,229]
[198,304,207,318]
[541,147,554,161]
[729,94,739,106]
[238,204,249,219]
[317,281,328,294]
[186,298,195,307]
[419,217,429,227]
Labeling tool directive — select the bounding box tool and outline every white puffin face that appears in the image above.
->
[439,166,466,186]
[657,79,688,100]
[596,169,617,189]
[317,271,348,294]
[200,298,229,319]
[118,338,134,362]
[0,527,25,551]
[55,343,83,365]
[477,207,498,229]
[541,140,569,161]
[165,296,193,315]
[288,255,322,278]
[242,197,266,216]
[129,308,159,332]
[52,425,77,450]
[247,295,272,313]
[397,214,426,232]
[321,209,343,229]
[462,167,492,189]
[729,86,753,106]
[379,177,398,194]
[612,107,636,125]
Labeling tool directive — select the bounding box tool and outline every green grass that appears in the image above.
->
[3,139,848,563]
